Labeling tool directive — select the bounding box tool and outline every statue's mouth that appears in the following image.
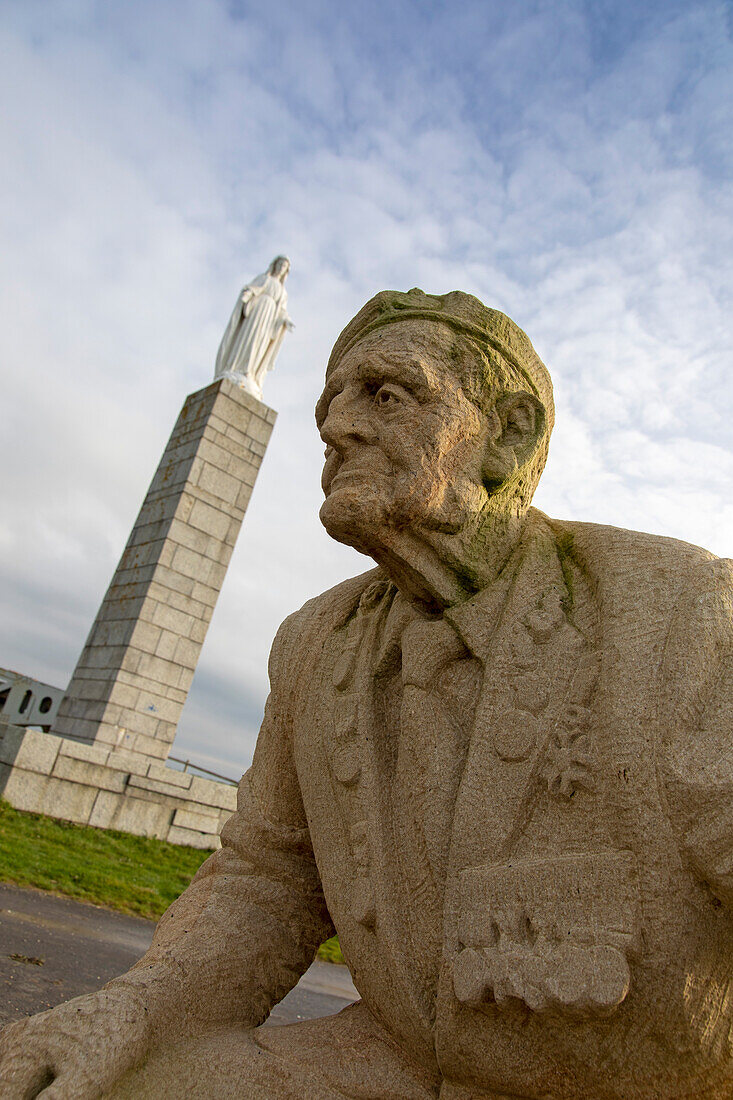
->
[330,464,367,489]
[324,461,372,497]
[323,450,391,498]
[321,446,342,496]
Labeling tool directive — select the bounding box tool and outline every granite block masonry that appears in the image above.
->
[51,376,276,764]
[0,724,236,849]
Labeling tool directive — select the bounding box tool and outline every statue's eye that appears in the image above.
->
[375,386,398,407]
[363,380,403,408]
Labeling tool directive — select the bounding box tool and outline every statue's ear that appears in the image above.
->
[482,391,546,489]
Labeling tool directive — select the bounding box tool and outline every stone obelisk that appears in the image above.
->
[51,379,276,763]
[53,255,293,766]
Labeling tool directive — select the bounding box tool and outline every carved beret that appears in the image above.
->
[327,288,554,428]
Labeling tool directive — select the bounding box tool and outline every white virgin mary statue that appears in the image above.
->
[214,255,293,400]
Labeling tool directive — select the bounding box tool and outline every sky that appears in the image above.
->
[1,0,731,777]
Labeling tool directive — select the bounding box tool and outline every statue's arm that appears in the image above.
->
[240,273,269,307]
[126,618,334,1032]
[660,558,733,905]
[0,612,333,1097]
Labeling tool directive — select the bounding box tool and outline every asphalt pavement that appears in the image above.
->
[0,882,357,1029]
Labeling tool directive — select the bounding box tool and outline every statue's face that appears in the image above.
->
[317,320,491,556]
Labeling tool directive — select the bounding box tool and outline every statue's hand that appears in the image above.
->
[0,987,151,1100]
[285,319,295,332]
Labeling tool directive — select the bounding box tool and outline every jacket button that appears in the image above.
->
[334,743,361,786]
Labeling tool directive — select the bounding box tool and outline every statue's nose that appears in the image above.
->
[319,390,375,449]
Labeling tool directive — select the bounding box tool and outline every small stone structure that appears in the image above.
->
[0,376,275,849]
[0,668,64,731]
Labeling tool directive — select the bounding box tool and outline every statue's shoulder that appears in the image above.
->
[540,511,717,579]
[290,566,383,632]
[534,510,726,633]
[269,567,383,679]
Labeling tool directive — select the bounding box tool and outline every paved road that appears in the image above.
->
[0,882,357,1029]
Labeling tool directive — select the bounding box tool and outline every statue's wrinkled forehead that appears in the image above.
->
[326,288,554,425]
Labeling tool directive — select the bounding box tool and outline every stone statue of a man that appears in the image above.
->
[1,290,732,1099]
[214,255,293,400]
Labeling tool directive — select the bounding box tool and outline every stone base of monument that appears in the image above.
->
[0,723,236,849]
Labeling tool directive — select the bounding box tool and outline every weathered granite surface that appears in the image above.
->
[1,289,731,1099]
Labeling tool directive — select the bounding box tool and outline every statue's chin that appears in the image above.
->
[319,490,390,557]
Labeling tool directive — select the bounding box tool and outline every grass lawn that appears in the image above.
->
[0,799,344,964]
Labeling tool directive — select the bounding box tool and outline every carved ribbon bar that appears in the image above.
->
[454,852,642,1018]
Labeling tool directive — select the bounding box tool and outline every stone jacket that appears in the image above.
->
[150,510,733,1099]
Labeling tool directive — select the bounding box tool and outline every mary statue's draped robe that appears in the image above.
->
[214,271,290,399]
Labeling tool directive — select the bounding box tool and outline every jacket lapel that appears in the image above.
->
[445,516,584,877]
